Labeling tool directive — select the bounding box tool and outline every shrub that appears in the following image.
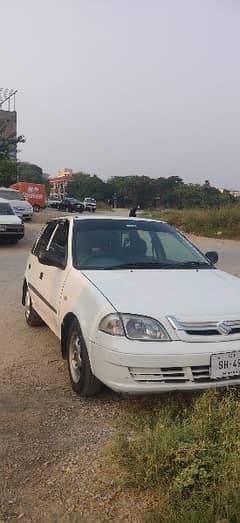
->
[145,207,240,239]
[113,391,240,522]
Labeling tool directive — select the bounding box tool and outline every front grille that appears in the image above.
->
[167,316,240,340]
[5,225,24,233]
[129,365,240,384]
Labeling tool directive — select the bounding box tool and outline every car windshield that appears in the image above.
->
[0,203,14,215]
[0,190,25,201]
[73,219,212,270]
[85,198,96,203]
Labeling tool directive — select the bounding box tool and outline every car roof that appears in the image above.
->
[0,187,18,192]
[48,214,165,225]
[0,197,12,204]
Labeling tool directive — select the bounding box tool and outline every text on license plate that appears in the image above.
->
[211,351,240,379]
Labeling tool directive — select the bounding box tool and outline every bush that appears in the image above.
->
[145,207,240,239]
[113,391,240,522]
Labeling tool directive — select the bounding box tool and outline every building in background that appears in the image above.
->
[219,188,240,198]
[0,88,18,160]
[49,168,73,198]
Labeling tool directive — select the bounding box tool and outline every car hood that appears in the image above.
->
[10,200,32,209]
[0,214,22,224]
[84,269,240,321]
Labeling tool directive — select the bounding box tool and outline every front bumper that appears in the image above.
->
[14,210,33,220]
[89,338,240,393]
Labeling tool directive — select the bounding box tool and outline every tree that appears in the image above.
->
[68,172,107,201]
[17,162,46,184]
[0,120,25,187]
[0,158,17,186]
[108,176,156,208]
[0,121,25,161]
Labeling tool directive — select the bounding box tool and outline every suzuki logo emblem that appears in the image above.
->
[217,321,232,335]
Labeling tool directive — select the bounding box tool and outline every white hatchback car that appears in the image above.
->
[0,198,24,243]
[0,187,33,221]
[23,216,240,397]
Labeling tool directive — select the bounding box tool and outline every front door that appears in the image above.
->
[27,220,70,336]
[37,219,70,335]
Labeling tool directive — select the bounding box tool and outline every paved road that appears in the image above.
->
[1,214,240,522]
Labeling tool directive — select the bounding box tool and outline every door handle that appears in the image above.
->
[39,272,44,280]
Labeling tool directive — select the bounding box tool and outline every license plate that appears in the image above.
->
[0,225,6,232]
[211,351,240,379]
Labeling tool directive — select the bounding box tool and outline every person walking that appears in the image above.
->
[129,205,138,217]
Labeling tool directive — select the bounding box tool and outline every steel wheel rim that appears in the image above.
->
[69,333,82,383]
[25,289,31,320]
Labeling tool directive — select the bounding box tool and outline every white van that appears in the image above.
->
[0,187,33,220]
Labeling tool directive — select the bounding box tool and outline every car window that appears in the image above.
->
[48,221,69,264]
[32,222,57,256]
[0,190,25,201]
[0,203,15,215]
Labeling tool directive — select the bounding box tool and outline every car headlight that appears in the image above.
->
[99,313,170,341]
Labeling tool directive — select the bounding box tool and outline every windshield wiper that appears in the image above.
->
[106,261,179,270]
[106,260,212,270]
[168,261,212,269]
[81,261,212,271]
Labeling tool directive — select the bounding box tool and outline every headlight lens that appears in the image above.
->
[99,314,125,336]
[99,314,170,341]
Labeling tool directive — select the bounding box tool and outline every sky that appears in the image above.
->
[1,0,240,188]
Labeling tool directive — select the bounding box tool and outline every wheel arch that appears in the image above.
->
[61,312,79,359]
[22,278,27,306]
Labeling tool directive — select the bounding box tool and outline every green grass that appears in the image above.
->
[113,390,240,523]
[144,207,240,239]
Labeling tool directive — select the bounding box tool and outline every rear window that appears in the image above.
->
[0,203,14,215]
[0,190,25,201]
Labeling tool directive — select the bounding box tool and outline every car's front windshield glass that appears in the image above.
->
[73,219,211,270]
[0,203,15,215]
[0,190,25,201]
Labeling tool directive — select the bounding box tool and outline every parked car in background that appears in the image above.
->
[0,198,24,243]
[22,215,240,398]
[11,182,46,212]
[47,197,62,209]
[57,198,84,213]
[84,197,96,212]
[0,188,33,221]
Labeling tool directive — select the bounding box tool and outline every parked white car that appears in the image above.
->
[84,197,96,212]
[0,198,24,243]
[23,215,240,397]
[0,187,33,220]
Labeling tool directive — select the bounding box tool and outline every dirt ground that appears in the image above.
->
[1,209,240,522]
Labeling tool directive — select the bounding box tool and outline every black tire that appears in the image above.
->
[25,287,44,327]
[66,319,102,397]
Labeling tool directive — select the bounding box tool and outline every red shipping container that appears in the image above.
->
[10,182,46,211]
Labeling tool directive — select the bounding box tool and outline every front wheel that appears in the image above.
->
[67,319,102,397]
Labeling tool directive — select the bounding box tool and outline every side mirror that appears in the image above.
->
[205,251,219,265]
[38,250,65,269]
